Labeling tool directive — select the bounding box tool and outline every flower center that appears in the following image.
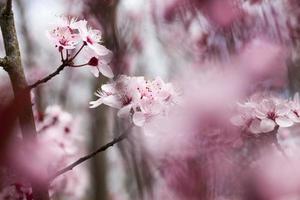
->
[87,36,93,45]
[267,112,276,120]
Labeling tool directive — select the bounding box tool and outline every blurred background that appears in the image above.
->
[0,0,300,200]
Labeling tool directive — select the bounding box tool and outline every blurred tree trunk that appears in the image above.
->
[15,0,44,112]
[89,80,109,200]
[84,1,121,199]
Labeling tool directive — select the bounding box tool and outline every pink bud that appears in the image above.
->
[88,57,99,66]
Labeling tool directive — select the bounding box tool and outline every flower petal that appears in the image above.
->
[102,95,122,109]
[288,112,300,123]
[90,43,111,56]
[90,67,99,77]
[89,99,102,108]
[132,112,146,127]
[276,104,290,115]
[275,116,294,127]
[99,64,114,78]
[260,118,276,133]
[249,119,262,134]
[117,105,132,118]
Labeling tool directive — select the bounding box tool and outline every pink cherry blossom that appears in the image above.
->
[90,75,179,126]
[232,93,295,134]
[47,18,80,51]
[288,93,300,123]
[0,183,32,200]
[85,48,114,78]
[74,20,110,56]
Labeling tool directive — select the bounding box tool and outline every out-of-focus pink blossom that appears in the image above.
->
[6,105,88,200]
[90,75,179,126]
[0,183,32,200]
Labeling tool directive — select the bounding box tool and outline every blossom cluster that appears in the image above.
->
[0,184,32,200]
[90,75,179,126]
[48,17,113,78]
[0,106,88,200]
[36,106,88,199]
[231,93,300,134]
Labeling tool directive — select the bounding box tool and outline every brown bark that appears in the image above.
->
[0,2,50,199]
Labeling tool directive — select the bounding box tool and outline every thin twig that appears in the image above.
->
[70,63,89,67]
[69,43,85,61]
[49,126,132,182]
[28,63,68,90]
[60,50,64,62]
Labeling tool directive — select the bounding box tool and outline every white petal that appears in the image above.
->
[254,109,266,119]
[101,83,115,93]
[99,64,114,78]
[275,116,294,127]
[99,51,113,64]
[260,119,276,133]
[261,100,275,113]
[249,119,262,134]
[294,93,299,105]
[90,43,111,56]
[89,99,102,108]
[117,105,132,118]
[102,95,122,108]
[90,67,99,77]
[288,112,300,123]
[276,104,290,115]
[132,112,146,127]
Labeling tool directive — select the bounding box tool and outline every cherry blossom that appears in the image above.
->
[232,94,295,134]
[7,105,89,200]
[74,19,111,56]
[0,184,32,200]
[47,18,80,51]
[90,75,179,126]
[84,48,114,78]
[47,17,114,78]
[288,93,300,123]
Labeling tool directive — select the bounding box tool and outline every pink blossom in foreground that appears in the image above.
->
[90,75,179,126]
[231,93,295,134]
[4,105,88,200]
[0,183,32,200]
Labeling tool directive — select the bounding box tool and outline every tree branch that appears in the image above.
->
[0,2,50,199]
[4,0,12,15]
[0,56,7,67]
[49,126,132,182]
[28,63,68,90]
